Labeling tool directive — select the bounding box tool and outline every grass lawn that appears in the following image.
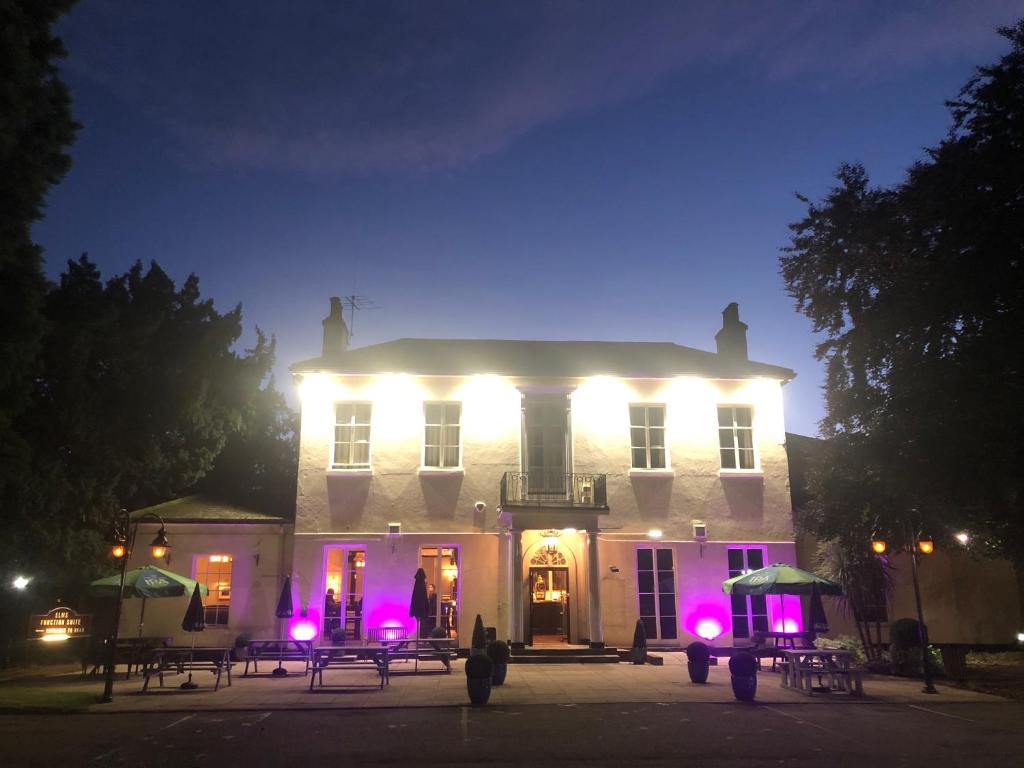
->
[963,651,1024,701]
[0,686,98,713]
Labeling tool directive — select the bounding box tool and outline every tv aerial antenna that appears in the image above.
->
[339,294,379,338]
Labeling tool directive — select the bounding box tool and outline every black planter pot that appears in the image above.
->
[631,648,646,665]
[467,677,492,706]
[730,674,757,702]
[491,663,508,686]
[687,660,709,684]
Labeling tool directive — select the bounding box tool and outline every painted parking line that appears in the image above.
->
[907,704,981,724]
[159,714,194,732]
[759,705,846,739]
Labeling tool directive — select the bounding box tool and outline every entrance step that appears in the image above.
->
[510,647,620,664]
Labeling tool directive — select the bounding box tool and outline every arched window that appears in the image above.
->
[530,549,567,566]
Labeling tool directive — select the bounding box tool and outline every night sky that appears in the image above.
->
[33,1,1020,436]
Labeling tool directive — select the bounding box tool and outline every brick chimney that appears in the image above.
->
[322,297,350,356]
[714,302,748,360]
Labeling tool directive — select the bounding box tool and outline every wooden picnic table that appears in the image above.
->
[81,636,172,679]
[752,631,816,671]
[780,648,863,696]
[379,637,456,674]
[309,645,390,690]
[243,639,313,676]
[141,646,234,692]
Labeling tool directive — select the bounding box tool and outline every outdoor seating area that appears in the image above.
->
[242,639,313,677]
[309,645,390,690]
[80,637,171,679]
[778,648,864,696]
[140,647,234,692]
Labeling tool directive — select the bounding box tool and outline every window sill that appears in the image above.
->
[417,467,465,476]
[628,468,675,478]
[718,469,763,479]
[326,467,373,476]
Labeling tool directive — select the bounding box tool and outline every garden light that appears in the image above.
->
[12,575,30,590]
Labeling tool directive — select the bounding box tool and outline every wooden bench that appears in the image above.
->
[141,647,234,692]
[309,645,389,690]
[243,639,312,676]
[386,638,457,674]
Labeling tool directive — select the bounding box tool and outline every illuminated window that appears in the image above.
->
[636,548,677,640]
[424,403,461,468]
[630,405,667,469]
[419,546,459,639]
[195,554,232,626]
[727,547,768,638]
[718,406,755,470]
[333,403,371,468]
[323,548,365,640]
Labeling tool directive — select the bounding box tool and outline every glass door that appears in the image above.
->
[727,547,768,642]
[324,548,365,641]
[524,396,569,499]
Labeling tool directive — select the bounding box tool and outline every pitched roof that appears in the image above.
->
[129,495,290,524]
[291,338,795,380]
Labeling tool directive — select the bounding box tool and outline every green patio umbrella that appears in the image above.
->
[180,583,205,689]
[89,566,208,637]
[723,563,840,638]
[722,563,842,596]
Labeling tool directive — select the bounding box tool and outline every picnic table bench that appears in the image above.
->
[383,637,457,673]
[141,647,234,692]
[81,637,171,679]
[243,639,313,676]
[751,631,816,671]
[309,645,389,690]
[779,648,863,696]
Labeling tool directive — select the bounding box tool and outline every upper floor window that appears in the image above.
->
[424,402,461,468]
[718,405,755,470]
[333,402,371,468]
[630,404,666,469]
[195,554,232,626]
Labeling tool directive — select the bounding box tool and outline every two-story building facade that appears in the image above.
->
[283,298,800,649]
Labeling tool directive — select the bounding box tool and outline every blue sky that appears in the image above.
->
[34,1,1020,435]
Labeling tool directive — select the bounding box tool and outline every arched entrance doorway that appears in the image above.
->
[526,545,574,645]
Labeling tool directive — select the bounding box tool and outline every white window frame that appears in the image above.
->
[421,402,462,470]
[726,545,769,639]
[636,546,678,641]
[629,403,669,471]
[717,404,758,472]
[331,401,372,470]
[193,553,233,627]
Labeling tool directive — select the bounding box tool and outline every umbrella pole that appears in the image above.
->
[138,597,146,638]
[181,632,198,689]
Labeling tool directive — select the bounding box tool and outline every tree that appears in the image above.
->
[780,22,1024,564]
[3,257,296,603]
[0,0,79,545]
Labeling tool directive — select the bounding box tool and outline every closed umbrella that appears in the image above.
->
[272,577,294,677]
[89,566,208,637]
[409,568,429,672]
[180,583,205,689]
[805,583,830,635]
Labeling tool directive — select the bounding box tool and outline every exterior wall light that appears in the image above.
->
[647,529,663,539]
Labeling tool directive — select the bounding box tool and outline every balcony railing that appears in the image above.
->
[500,472,608,509]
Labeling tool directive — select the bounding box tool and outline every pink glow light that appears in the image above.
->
[694,618,723,641]
[773,618,799,633]
[289,618,317,642]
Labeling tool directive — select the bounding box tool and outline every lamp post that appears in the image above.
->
[870,522,937,695]
[101,509,170,703]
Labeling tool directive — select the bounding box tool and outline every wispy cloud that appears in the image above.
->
[59,0,1019,174]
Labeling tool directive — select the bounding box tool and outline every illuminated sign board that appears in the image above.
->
[29,607,91,641]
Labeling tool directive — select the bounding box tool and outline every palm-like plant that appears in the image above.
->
[815,540,893,662]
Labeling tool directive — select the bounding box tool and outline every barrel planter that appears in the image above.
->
[686,641,711,684]
[728,651,758,702]
[466,654,494,706]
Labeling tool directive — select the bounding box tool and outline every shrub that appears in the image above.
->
[471,614,487,651]
[330,628,347,644]
[465,653,494,679]
[815,634,866,664]
[486,640,510,665]
[890,618,935,676]
[728,651,758,676]
[632,619,647,649]
[429,627,447,639]
[686,641,710,662]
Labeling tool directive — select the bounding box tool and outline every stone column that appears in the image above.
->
[511,529,524,647]
[587,531,604,648]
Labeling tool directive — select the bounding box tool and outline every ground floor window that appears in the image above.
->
[637,547,677,640]
[324,548,365,640]
[727,547,768,639]
[419,546,459,638]
[195,554,232,626]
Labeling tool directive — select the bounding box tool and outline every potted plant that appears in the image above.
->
[471,614,487,656]
[728,651,758,702]
[487,639,510,686]
[686,641,710,683]
[330,627,347,645]
[233,633,251,661]
[465,653,494,706]
[630,619,647,664]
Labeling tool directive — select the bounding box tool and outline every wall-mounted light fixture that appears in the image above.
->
[692,520,707,540]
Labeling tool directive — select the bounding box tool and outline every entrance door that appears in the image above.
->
[527,566,570,645]
[524,396,569,499]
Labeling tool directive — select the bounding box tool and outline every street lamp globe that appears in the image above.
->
[149,527,170,559]
[12,575,30,590]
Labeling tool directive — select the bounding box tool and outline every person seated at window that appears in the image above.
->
[323,588,341,635]
[425,584,438,634]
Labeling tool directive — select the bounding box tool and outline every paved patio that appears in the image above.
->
[9,653,1005,713]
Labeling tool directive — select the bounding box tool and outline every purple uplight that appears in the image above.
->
[694,618,724,641]
[773,617,800,633]
[288,608,320,642]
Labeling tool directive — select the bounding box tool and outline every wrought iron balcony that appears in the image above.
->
[500,472,608,510]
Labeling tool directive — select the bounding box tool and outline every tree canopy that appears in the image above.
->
[781,21,1024,564]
